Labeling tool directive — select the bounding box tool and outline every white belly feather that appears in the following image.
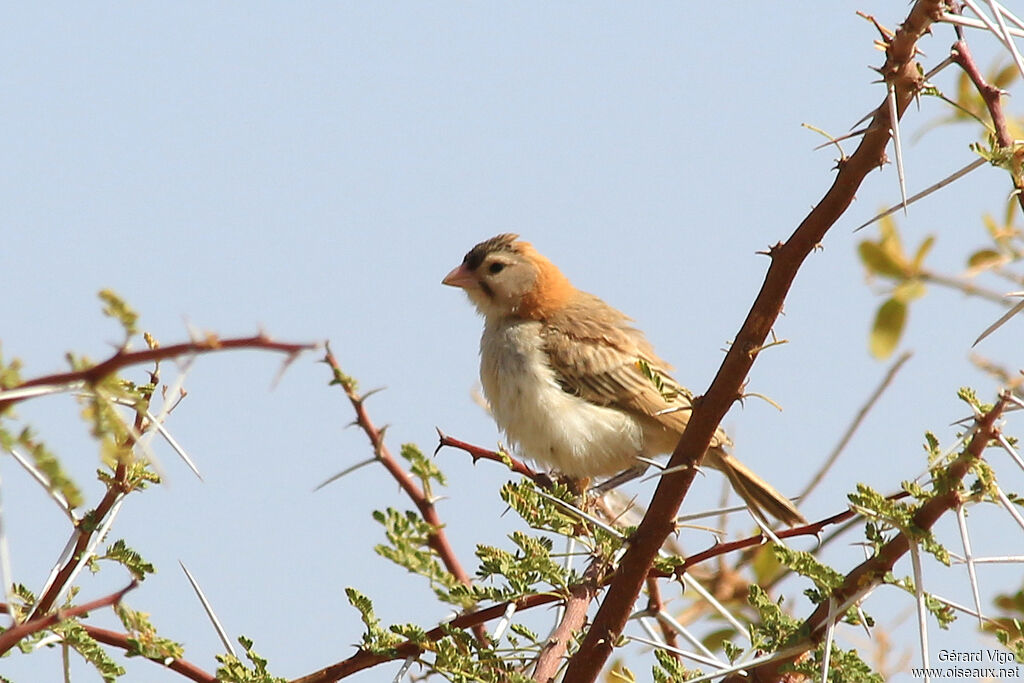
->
[479,319,643,478]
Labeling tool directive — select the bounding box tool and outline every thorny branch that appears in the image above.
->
[321,345,487,643]
[0,334,317,414]
[435,429,552,487]
[722,394,1008,681]
[289,592,564,683]
[532,561,605,682]
[0,581,138,656]
[951,36,1024,214]
[84,623,217,683]
[286,454,915,683]
[565,2,948,680]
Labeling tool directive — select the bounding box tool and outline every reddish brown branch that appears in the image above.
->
[564,3,946,680]
[0,581,137,656]
[951,38,1024,214]
[0,600,220,682]
[644,577,679,655]
[34,472,127,615]
[724,394,1007,681]
[83,624,217,683]
[533,562,604,682]
[289,592,563,683]
[35,382,156,615]
[35,369,159,615]
[0,334,317,414]
[288,487,881,681]
[322,347,485,642]
[435,430,553,488]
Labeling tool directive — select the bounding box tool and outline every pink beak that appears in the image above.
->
[442,263,476,289]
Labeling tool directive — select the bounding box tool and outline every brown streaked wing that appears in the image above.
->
[539,294,694,434]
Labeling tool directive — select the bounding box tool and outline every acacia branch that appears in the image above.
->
[34,382,156,616]
[723,394,1007,681]
[564,3,946,680]
[0,581,137,656]
[288,482,883,682]
[289,592,563,683]
[83,623,217,683]
[951,37,1024,214]
[322,347,485,642]
[436,430,554,488]
[0,334,317,414]
[644,577,680,654]
[1,599,223,682]
[533,561,604,682]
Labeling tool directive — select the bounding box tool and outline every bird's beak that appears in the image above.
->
[442,263,475,289]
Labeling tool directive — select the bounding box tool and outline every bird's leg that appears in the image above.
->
[590,464,648,495]
[558,475,590,497]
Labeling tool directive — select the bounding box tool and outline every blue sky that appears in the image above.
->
[2,3,1022,681]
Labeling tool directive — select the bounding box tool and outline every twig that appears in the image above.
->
[79,622,217,683]
[289,592,563,683]
[286,490,909,682]
[0,334,316,415]
[0,581,137,656]
[322,346,485,643]
[721,394,1007,681]
[435,429,551,487]
[564,4,941,680]
[951,38,1024,214]
[644,577,679,654]
[920,267,1012,306]
[533,562,603,682]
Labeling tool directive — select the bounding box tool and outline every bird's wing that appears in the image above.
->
[540,292,699,435]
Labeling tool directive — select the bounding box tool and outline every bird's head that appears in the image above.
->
[443,234,573,320]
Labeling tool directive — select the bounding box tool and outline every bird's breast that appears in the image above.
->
[479,318,643,477]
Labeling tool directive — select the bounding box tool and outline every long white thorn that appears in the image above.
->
[821,598,838,683]
[955,506,984,628]
[909,542,931,683]
[7,447,75,521]
[994,485,1024,532]
[0,471,16,626]
[491,602,516,642]
[887,83,908,214]
[624,633,725,670]
[180,561,236,657]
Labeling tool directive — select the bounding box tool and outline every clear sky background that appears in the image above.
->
[3,3,1023,682]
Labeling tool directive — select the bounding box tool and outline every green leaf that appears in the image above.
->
[371,507,466,607]
[17,427,84,509]
[772,545,844,605]
[911,235,935,271]
[869,298,906,359]
[652,648,695,683]
[966,248,1004,271]
[215,636,287,683]
[99,540,156,580]
[0,347,23,392]
[747,585,802,650]
[857,241,906,279]
[892,279,926,303]
[115,603,185,660]
[401,442,447,490]
[344,588,404,653]
[53,620,126,680]
[98,289,139,338]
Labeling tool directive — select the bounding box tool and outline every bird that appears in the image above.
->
[442,233,805,527]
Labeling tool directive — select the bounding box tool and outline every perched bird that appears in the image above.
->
[443,233,805,526]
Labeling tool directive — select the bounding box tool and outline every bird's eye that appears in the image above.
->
[488,262,506,274]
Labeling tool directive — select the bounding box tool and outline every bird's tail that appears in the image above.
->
[706,449,806,527]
